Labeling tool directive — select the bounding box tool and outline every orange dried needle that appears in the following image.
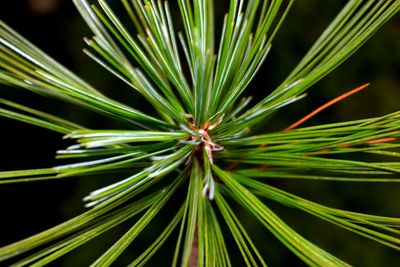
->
[286,83,370,130]
[367,137,397,144]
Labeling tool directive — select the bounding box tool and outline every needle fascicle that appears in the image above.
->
[184,114,225,165]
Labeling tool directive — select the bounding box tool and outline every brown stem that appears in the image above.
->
[188,224,198,267]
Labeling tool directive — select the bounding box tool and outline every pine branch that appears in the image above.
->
[0,0,399,266]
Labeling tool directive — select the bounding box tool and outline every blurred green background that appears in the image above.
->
[0,0,399,266]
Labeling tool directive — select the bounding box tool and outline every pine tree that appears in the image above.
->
[0,0,399,266]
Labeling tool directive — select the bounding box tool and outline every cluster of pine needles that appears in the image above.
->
[0,0,399,266]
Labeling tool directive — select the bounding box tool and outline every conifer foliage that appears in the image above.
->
[0,0,399,266]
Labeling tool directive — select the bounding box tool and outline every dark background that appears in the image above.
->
[0,0,399,266]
